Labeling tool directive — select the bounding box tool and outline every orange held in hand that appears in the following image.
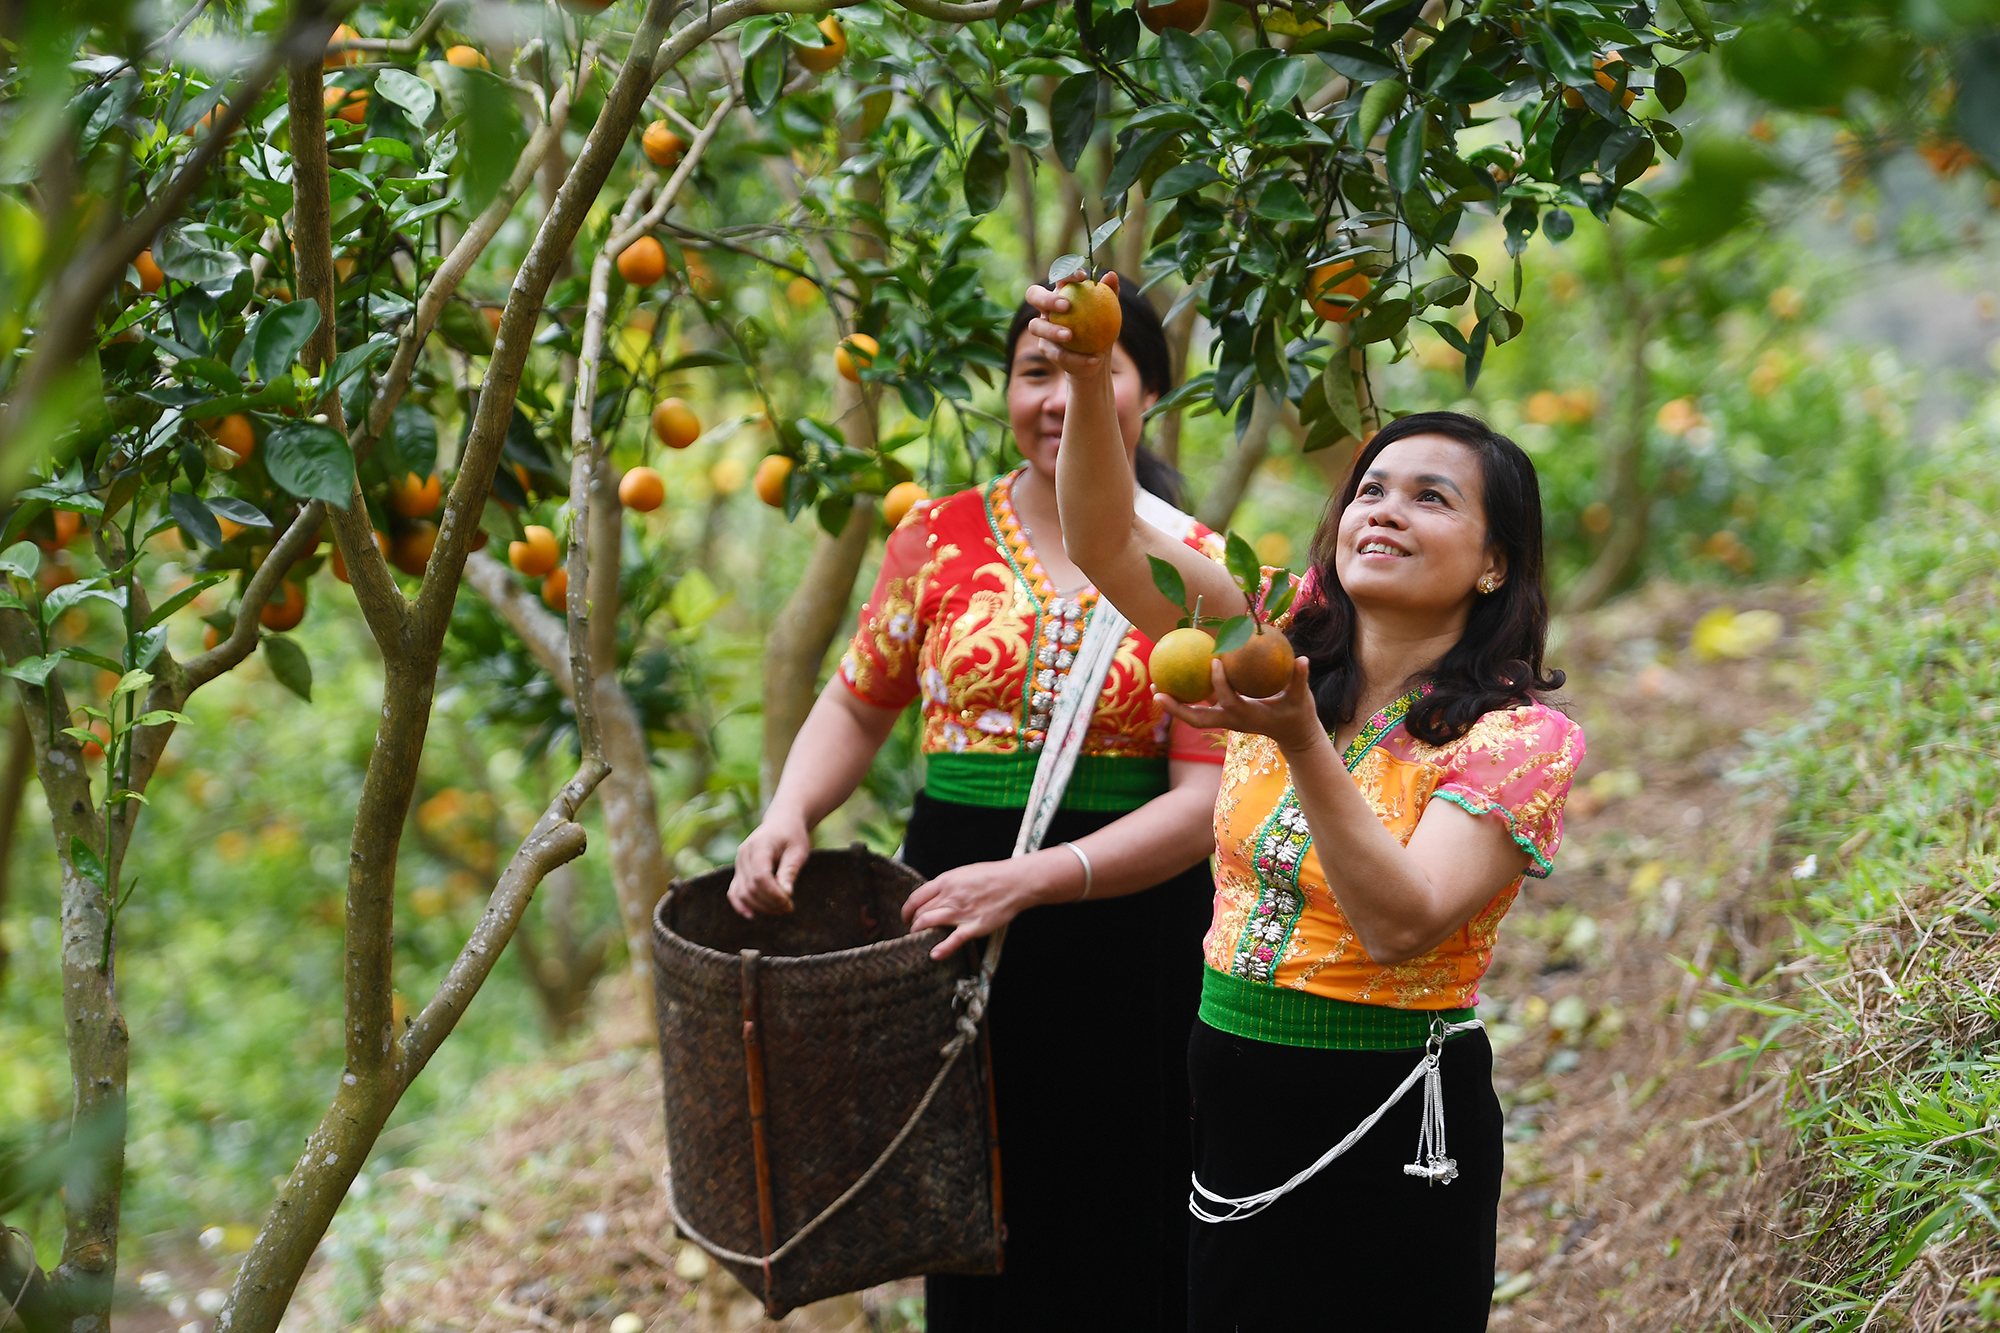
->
[651,398,700,449]
[1048,276,1122,356]
[509,525,560,577]
[835,333,879,382]
[262,581,307,631]
[753,455,795,509]
[1221,627,1295,698]
[1151,627,1218,704]
[616,236,668,287]
[1138,0,1210,32]
[541,567,568,611]
[1309,262,1371,322]
[643,120,687,167]
[882,481,928,529]
[793,16,848,73]
[389,472,442,518]
[619,466,666,512]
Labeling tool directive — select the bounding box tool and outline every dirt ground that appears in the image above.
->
[121,580,1817,1333]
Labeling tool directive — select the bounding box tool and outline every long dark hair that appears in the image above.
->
[1286,411,1564,746]
[1003,276,1184,508]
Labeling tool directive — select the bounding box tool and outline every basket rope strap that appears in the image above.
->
[1188,1018,1484,1223]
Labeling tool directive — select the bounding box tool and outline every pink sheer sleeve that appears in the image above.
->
[1430,704,1585,879]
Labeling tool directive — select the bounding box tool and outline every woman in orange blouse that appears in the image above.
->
[1028,276,1583,1330]
[731,283,1225,1332]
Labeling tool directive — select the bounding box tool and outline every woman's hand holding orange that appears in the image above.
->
[1154,654,1329,759]
[1024,272,1120,378]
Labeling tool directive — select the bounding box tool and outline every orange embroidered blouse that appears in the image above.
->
[838,471,1226,809]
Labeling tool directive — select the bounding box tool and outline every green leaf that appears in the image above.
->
[898,147,943,202]
[1654,65,1688,113]
[1213,614,1253,655]
[437,65,531,215]
[1252,179,1316,223]
[1890,1198,1963,1274]
[1148,162,1222,202]
[376,68,435,128]
[168,491,223,550]
[3,653,63,687]
[129,709,194,728]
[1249,56,1306,110]
[1224,531,1262,603]
[1148,555,1188,612]
[69,836,108,891]
[1156,29,1222,102]
[1048,253,1088,285]
[1321,357,1362,443]
[1265,575,1298,623]
[143,572,230,629]
[110,669,153,700]
[668,568,732,629]
[1351,79,1406,149]
[963,125,1009,217]
[261,635,312,703]
[248,300,322,382]
[361,136,414,163]
[660,349,741,372]
[1386,112,1425,193]
[1316,42,1398,82]
[0,541,40,580]
[155,227,246,287]
[1680,0,1715,45]
[264,422,357,506]
[1351,297,1411,345]
[1051,73,1098,173]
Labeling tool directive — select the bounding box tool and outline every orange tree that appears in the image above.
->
[0,0,1727,1327]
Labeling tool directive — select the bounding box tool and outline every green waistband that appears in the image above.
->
[922,751,1167,812]
[1198,967,1476,1050]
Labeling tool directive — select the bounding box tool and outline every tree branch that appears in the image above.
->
[183,501,327,689]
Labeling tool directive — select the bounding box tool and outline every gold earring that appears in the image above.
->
[1478,576,1497,594]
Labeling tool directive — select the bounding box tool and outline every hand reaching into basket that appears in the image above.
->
[729,811,811,917]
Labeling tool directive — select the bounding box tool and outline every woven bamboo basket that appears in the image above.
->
[653,845,1004,1316]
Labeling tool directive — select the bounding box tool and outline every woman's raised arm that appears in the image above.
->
[1025,278,1245,642]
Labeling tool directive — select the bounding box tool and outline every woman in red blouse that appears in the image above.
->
[731,283,1224,1331]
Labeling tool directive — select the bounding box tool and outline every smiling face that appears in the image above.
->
[1007,335,1157,479]
[1333,434,1504,621]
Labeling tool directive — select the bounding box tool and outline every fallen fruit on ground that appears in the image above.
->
[754,456,795,509]
[261,582,307,631]
[642,120,687,167]
[619,467,666,512]
[616,236,667,286]
[1048,277,1122,356]
[392,522,438,577]
[390,472,443,518]
[509,525,560,577]
[1221,628,1296,698]
[1138,0,1209,31]
[1309,263,1371,322]
[793,16,847,72]
[835,333,879,382]
[541,567,568,610]
[135,249,164,294]
[443,45,488,69]
[1152,627,1218,704]
[883,481,928,529]
[651,398,700,449]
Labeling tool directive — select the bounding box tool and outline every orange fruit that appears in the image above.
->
[202,624,221,652]
[183,104,227,138]
[541,566,568,611]
[35,510,80,552]
[684,252,721,300]
[509,525,560,577]
[81,720,109,762]
[616,236,668,287]
[793,16,847,73]
[443,45,488,69]
[261,581,307,631]
[324,85,369,125]
[619,466,666,512]
[651,398,700,449]
[835,333,879,382]
[391,521,437,577]
[482,307,502,337]
[1048,277,1122,355]
[754,455,795,509]
[216,515,245,541]
[324,23,364,68]
[643,120,687,167]
[1564,55,1635,109]
[1220,627,1296,698]
[211,413,255,462]
[135,249,164,294]
[389,472,443,518]
[1151,627,1217,704]
[1309,262,1371,322]
[882,481,928,529]
[1138,0,1209,31]
[331,530,389,583]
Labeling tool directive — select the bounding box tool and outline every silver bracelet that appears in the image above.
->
[1062,841,1093,902]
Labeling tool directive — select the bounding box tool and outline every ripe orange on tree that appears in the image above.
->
[134,249,164,294]
[651,398,700,449]
[793,16,847,73]
[1563,55,1635,109]
[835,333,879,382]
[324,23,364,67]
[35,510,80,552]
[882,481,928,529]
[389,472,443,518]
[443,45,488,69]
[1138,0,1209,32]
[643,120,687,167]
[616,236,668,286]
[1048,275,1122,355]
[262,581,307,631]
[541,567,568,611]
[509,525,560,577]
[619,467,666,512]
[753,455,794,509]
[392,522,438,577]
[207,413,255,462]
[1309,262,1371,322]
[324,85,369,125]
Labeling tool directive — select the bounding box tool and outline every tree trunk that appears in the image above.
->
[0,702,32,995]
[1561,226,1655,613]
[1195,389,1283,533]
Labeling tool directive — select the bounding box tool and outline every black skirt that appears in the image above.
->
[904,790,1213,1333]
[1185,1020,1504,1332]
